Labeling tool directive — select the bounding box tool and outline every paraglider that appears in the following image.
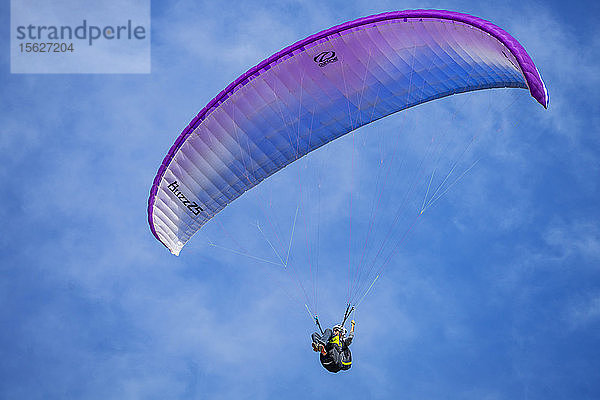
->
[147,9,547,370]
[312,312,356,373]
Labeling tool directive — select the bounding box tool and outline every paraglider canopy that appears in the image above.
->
[147,9,548,256]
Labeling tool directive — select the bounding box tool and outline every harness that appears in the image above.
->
[340,340,352,368]
[327,333,352,369]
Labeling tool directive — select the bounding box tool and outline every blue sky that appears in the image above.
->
[2,0,599,399]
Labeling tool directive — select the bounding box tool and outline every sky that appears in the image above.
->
[1,0,599,399]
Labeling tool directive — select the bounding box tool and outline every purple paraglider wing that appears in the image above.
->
[148,9,548,255]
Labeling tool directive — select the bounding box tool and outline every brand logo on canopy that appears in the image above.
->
[314,51,338,67]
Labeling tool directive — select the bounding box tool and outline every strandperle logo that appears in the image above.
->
[15,19,147,46]
[10,0,150,73]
